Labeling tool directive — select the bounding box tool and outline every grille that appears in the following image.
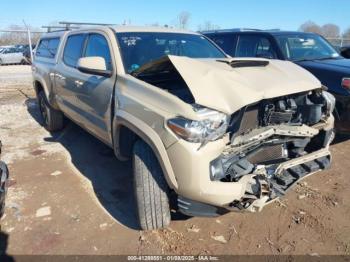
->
[247,144,287,164]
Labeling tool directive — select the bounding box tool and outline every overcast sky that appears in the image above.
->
[0,0,348,32]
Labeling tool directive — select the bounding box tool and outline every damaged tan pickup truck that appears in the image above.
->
[32,25,335,230]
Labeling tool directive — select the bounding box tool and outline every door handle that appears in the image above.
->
[74,80,84,87]
[56,74,66,80]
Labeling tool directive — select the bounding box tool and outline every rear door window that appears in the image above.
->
[63,34,86,67]
[36,38,60,58]
[84,34,112,70]
[235,35,277,59]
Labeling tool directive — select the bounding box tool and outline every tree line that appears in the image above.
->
[299,21,350,39]
[1,14,350,47]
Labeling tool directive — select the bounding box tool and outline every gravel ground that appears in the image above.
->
[0,65,350,256]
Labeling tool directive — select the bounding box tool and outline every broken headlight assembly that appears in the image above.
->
[167,107,229,147]
[322,91,336,117]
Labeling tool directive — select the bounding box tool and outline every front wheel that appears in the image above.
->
[38,91,64,132]
[133,140,171,230]
[0,161,9,218]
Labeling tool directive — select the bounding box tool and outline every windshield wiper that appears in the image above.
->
[294,56,339,62]
[293,58,314,62]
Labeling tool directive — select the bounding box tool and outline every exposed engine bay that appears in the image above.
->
[209,90,335,212]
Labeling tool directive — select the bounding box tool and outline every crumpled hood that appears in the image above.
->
[166,55,321,114]
[133,55,322,114]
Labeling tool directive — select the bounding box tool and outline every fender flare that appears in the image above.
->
[113,110,178,190]
[33,76,58,108]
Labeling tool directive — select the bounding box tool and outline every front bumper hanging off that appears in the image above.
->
[175,121,334,217]
[177,148,331,217]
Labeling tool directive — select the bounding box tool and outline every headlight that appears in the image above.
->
[322,91,335,116]
[167,107,229,148]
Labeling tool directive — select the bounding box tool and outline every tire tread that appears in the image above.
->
[133,140,170,230]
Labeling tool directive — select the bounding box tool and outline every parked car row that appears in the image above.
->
[32,25,336,230]
[202,29,350,133]
[0,44,35,65]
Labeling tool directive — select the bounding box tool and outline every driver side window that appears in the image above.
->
[84,34,112,71]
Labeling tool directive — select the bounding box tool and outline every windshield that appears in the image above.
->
[116,32,226,73]
[275,34,340,61]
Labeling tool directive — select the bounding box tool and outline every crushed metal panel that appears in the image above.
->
[167,55,321,114]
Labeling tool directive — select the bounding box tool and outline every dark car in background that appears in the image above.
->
[203,29,350,132]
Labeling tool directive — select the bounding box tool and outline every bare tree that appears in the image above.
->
[198,21,220,31]
[0,24,41,46]
[299,21,322,35]
[177,11,191,29]
[321,23,340,38]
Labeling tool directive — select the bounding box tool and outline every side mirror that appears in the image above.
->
[77,56,112,77]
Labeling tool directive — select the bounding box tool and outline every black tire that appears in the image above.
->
[38,91,64,132]
[0,161,9,219]
[133,140,171,230]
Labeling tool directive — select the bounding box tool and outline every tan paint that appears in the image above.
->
[33,26,335,214]
[167,55,321,114]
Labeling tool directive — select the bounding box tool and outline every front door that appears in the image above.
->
[55,32,115,145]
[70,32,116,145]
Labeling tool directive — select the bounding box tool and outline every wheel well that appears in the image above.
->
[34,81,44,96]
[117,125,139,159]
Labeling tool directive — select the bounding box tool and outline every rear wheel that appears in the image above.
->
[133,140,171,230]
[38,91,64,132]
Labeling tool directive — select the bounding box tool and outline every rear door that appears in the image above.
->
[12,50,24,63]
[5,48,21,63]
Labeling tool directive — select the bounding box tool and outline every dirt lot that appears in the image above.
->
[0,65,350,256]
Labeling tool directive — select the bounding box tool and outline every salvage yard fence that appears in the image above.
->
[326,37,350,47]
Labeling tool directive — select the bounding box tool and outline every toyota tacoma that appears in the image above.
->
[32,25,335,230]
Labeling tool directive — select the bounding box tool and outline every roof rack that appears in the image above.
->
[200,28,262,34]
[42,21,117,33]
[200,28,281,34]
[59,21,116,27]
[42,26,79,33]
